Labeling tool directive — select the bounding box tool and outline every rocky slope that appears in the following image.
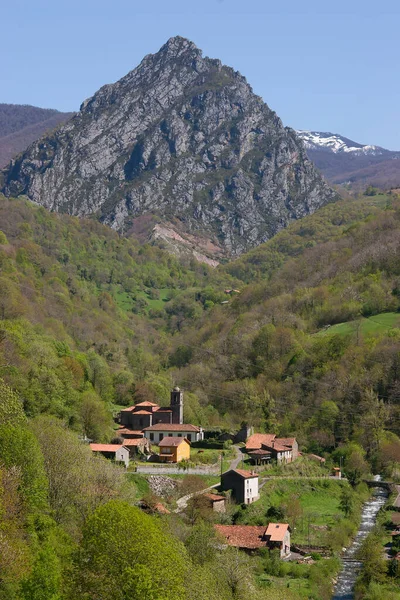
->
[297,130,400,190]
[0,104,73,167]
[1,37,337,257]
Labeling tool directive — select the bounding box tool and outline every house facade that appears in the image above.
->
[158,437,190,463]
[203,493,226,513]
[121,437,150,458]
[119,387,184,429]
[220,469,259,504]
[89,444,130,468]
[245,434,298,464]
[143,423,204,444]
[265,523,291,557]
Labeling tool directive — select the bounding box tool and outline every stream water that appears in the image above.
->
[332,478,388,599]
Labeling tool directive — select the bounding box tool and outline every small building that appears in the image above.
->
[203,493,226,513]
[220,469,259,504]
[143,423,204,444]
[158,437,191,463]
[265,523,291,557]
[122,437,151,458]
[332,467,342,479]
[215,523,291,557]
[90,444,129,468]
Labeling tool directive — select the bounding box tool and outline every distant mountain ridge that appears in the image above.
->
[296,129,400,190]
[0,104,73,168]
[1,37,337,259]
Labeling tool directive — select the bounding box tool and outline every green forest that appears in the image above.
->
[0,192,400,599]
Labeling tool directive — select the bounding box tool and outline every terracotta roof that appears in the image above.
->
[276,437,296,447]
[90,444,123,453]
[135,401,159,407]
[215,525,267,549]
[229,469,259,479]
[153,502,170,514]
[154,407,172,412]
[122,438,147,446]
[131,410,153,415]
[265,523,290,542]
[159,437,190,447]
[246,433,276,450]
[247,449,272,456]
[204,493,225,502]
[117,427,144,436]
[261,442,288,453]
[143,423,201,432]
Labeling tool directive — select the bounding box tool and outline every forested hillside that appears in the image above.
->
[1,192,400,599]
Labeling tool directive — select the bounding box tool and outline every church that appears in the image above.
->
[119,386,185,430]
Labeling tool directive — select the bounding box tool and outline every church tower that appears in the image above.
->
[170,386,183,424]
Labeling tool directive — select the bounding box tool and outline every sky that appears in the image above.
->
[2,0,400,149]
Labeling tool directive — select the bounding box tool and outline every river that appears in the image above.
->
[332,478,388,599]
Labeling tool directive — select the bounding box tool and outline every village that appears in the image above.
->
[85,385,399,567]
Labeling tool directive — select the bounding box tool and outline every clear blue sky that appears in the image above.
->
[2,0,399,149]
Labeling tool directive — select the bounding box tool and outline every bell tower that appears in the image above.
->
[170,386,183,424]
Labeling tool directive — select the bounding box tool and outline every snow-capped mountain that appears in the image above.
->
[296,130,400,190]
[296,130,387,157]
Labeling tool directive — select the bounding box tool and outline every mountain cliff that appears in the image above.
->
[297,130,400,191]
[1,37,337,257]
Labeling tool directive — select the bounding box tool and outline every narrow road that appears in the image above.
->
[394,485,400,508]
[175,483,220,512]
[229,444,244,471]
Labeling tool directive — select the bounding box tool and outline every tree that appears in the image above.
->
[185,522,217,565]
[20,545,62,600]
[79,390,114,441]
[339,486,354,517]
[74,500,187,600]
[357,534,387,585]
[0,378,26,426]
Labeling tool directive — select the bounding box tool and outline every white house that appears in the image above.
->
[220,469,259,504]
[143,423,204,444]
[89,444,130,468]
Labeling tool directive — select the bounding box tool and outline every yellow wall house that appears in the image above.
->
[158,437,191,463]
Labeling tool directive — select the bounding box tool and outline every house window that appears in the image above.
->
[178,433,182,437]
[187,434,192,441]
[150,433,154,441]
[159,434,163,441]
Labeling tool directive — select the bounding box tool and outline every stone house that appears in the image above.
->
[203,493,226,513]
[143,423,204,444]
[214,522,291,557]
[265,523,291,557]
[89,444,129,468]
[220,469,259,504]
[121,437,150,458]
[158,437,191,463]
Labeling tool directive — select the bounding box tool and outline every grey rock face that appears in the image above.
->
[1,36,338,255]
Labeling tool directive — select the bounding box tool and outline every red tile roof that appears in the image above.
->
[245,433,276,450]
[276,437,296,447]
[130,410,153,415]
[261,442,289,453]
[159,437,189,447]
[231,469,259,479]
[117,427,144,436]
[265,523,290,542]
[247,449,272,456]
[143,423,201,432]
[122,438,147,446]
[215,525,267,549]
[154,408,172,412]
[135,401,159,407]
[90,444,123,453]
[204,493,225,502]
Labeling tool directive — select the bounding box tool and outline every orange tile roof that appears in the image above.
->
[122,438,147,446]
[276,437,296,447]
[215,525,267,549]
[265,523,290,542]
[246,433,276,450]
[90,444,123,452]
[117,427,144,437]
[131,410,153,415]
[204,493,225,502]
[135,401,159,407]
[143,423,201,432]
[159,437,189,447]
[261,442,289,453]
[232,469,259,479]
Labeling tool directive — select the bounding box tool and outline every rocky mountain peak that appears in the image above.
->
[1,38,338,259]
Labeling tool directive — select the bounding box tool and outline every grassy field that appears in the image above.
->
[114,287,173,312]
[316,312,400,338]
[233,478,347,545]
